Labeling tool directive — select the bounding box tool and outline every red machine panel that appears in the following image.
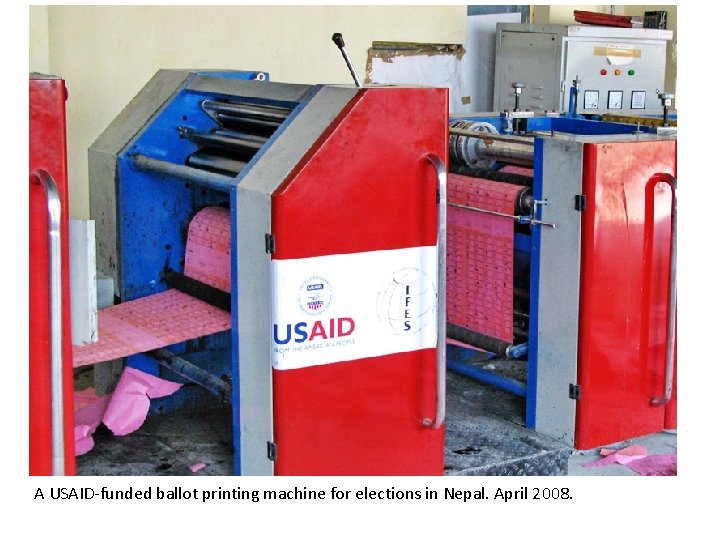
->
[575,139,677,449]
[29,75,76,474]
[271,88,447,475]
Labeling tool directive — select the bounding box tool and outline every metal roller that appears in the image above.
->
[186,151,248,176]
[202,99,293,121]
[214,114,283,136]
[449,120,534,168]
[180,126,267,156]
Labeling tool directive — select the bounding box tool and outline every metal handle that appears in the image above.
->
[33,169,65,475]
[424,154,447,429]
[649,172,677,407]
[331,32,363,88]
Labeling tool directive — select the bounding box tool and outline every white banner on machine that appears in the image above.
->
[272,246,438,370]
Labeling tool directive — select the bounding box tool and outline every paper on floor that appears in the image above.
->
[73,367,183,455]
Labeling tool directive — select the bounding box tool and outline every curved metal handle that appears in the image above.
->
[33,169,66,474]
[423,154,447,429]
[650,173,677,407]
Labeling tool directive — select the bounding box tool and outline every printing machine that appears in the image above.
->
[32,60,677,475]
[79,69,448,476]
[445,105,677,450]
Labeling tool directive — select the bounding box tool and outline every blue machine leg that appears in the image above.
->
[447,344,527,398]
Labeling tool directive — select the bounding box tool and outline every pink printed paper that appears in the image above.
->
[72,290,231,366]
[184,206,231,293]
[72,206,232,367]
[447,173,523,342]
[499,165,533,177]
[102,367,183,436]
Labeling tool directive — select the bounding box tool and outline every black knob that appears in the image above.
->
[332,33,345,48]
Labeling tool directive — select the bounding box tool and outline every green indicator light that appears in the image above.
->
[628,69,636,76]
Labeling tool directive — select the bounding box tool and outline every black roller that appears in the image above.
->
[165,270,231,312]
[186,151,247,176]
[148,348,232,402]
[516,187,534,214]
[447,323,513,358]
[215,114,283,136]
[180,127,266,156]
[202,99,293,122]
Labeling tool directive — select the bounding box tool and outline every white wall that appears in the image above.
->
[29,5,50,74]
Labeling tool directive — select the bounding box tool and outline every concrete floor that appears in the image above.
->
[74,363,677,477]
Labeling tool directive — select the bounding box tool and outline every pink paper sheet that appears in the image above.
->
[72,289,231,367]
[583,444,677,475]
[73,206,233,367]
[184,206,231,293]
[190,462,207,473]
[626,454,677,476]
[103,367,183,436]
[73,367,183,455]
[447,173,522,342]
[74,388,111,456]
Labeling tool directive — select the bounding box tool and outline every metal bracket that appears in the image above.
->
[569,383,581,400]
[574,194,587,212]
[531,198,556,228]
[267,441,277,462]
[265,233,275,254]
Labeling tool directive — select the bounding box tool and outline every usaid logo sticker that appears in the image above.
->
[298,276,333,315]
[377,267,437,335]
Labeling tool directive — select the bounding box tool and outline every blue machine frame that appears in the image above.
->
[89,70,335,473]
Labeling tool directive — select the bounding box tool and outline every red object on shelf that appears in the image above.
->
[574,10,633,28]
[29,74,77,475]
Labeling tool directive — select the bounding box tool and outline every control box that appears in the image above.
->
[493,24,672,115]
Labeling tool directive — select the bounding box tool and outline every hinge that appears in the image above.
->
[267,441,277,462]
[265,233,275,254]
[574,194,587,212]
[569,383,581,400]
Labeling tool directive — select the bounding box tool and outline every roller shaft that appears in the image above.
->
[202,100,292,122]
[186,151,247,176]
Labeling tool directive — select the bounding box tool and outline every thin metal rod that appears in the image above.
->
[449,201,519,221]
[650,173,677,407]
[425,153,447,429]
[449,201,556,228]
[131,154,238,190]
[148,349,232,402]
[332,33,363,88]
[34,169,65,476]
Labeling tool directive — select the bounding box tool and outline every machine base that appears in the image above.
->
[444,367,571,476]
[75,368,572,476]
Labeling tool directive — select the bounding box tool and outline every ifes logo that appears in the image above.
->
[377,267,436,335]
[273,276,355,344]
